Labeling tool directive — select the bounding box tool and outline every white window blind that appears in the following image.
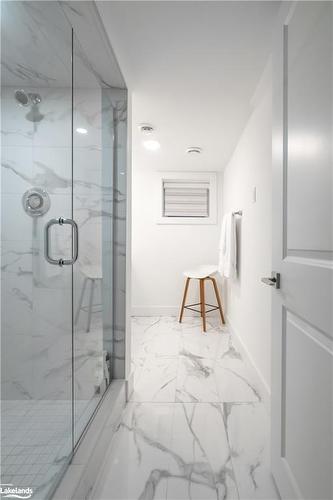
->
[163,179,210,217]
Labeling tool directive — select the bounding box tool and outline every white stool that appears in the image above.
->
[75,266,102,333]
[179,265,225,332]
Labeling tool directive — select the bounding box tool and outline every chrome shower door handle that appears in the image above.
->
[45,217,79,266]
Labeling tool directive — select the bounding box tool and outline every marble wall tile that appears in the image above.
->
[1,1,72,90]
[1,83,127,399]
[1,88,34,147]
[1,333,34,400]
[1,146,34,194]
[1,241,34,333]
[31,93,72,149]
[32,147,72,195]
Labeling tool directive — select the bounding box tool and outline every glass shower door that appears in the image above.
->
[72,36,115,440]
[1,2,127,496]
[71,32,127,442]
[1,2,74,498]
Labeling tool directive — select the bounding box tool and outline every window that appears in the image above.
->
[155,171,217,225]
[163,179,210,217]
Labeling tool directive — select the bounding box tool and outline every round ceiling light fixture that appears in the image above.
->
[139,123,154,135]
[76,127,88,134]
[186,147,202,155]
[143,139,160,151]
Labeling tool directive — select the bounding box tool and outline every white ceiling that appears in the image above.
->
[97,1,281,171]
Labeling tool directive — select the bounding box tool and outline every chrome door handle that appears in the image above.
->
[261,272,280,289]
[45,217,78,266]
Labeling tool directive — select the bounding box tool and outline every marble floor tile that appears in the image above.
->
[167,403,238,499]
[222,403,279,499]
[94,403,173,500]
[179,316,228,336]
[132,317,180,359]
[144,331,180,358]
[131,316,160,349]
[131,357,178,403]
[215,335,262,403]
[97,316,277,500]
[215,355,261,403]
[180,328,224,360]
[215,334,244,363]
[176,354,219,403]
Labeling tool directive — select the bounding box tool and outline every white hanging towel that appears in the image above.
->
[218,212,237,278]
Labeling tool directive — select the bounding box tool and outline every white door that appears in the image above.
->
[270,2,333,499]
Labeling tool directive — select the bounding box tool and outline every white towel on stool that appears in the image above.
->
[218,212,237,278]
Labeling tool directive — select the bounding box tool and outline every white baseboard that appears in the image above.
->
[226,315,271,413]
[131,306,179,316]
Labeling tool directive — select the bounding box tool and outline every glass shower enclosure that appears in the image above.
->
[0,2,127,498]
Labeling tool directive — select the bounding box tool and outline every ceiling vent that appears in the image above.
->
[139,123,154,135]
[186,147,202,155]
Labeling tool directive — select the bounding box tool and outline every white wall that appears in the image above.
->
[222,61,272,392]
[132,168,222,315]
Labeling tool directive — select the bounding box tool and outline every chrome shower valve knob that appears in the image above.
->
[22,187,50,217]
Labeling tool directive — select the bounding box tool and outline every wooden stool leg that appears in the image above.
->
[179,278,190,323]
[199,279,203,317]
[200,278,207,332]
[211,277,225,325]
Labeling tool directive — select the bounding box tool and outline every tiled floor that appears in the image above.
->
[93,316,279,500]
[0,399,99,499]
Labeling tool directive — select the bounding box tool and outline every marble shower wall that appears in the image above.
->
[1,84,127,400]
[1,85,73,401]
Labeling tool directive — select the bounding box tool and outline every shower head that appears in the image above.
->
[15,90,44,122]
[15,90,42,107]
[15,89,29,107]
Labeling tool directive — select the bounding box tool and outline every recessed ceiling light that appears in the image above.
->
[139,123,154,135]
[143,139,160,151]
[76,127,88,134]
[186,147,202,154]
